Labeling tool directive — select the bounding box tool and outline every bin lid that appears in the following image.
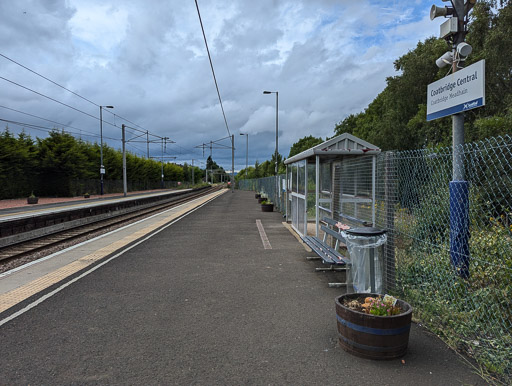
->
[345,227,387,236]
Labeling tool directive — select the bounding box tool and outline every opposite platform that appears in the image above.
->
[0,190,484,385]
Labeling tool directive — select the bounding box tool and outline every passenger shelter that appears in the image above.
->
[284,133,381,237]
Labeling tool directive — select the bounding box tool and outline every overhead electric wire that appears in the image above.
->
[194,0,231,138]
[0,104,94,137]
[0,117,119,141]
[0,53,99,107]
[0,53,195,161]
[0,53,154,134]
[0,76,100,121]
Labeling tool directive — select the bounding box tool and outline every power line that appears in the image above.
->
[0,76,99,121]
[0,53,99,107]
[0,53,156,134]
[0,104,95,137]
[194,0,231,138]
[0,117,119,141]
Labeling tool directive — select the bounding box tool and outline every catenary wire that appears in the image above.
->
[194,0,231,138]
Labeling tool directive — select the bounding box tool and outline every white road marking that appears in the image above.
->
[256,219,272,249]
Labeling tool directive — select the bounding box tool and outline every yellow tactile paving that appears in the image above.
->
[0,189,226,313]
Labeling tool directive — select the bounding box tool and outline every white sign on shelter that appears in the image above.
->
[427,60,485,121]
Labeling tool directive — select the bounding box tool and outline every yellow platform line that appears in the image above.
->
[0,189,226,314]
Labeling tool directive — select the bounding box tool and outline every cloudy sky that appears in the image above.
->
[1,0,439,171]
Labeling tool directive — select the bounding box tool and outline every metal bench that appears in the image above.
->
[302,217,351,287]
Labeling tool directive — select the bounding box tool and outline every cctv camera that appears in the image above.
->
[456,42,472,58]
[436,51,453,68]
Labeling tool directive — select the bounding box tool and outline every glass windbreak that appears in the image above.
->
[298,195,305,235]
[291,165,298,192]
[297,160,306,195]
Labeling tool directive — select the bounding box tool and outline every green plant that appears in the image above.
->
[29,191,36,198]
[364,296,402,316]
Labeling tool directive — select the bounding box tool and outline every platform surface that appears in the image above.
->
[0,190,485,385]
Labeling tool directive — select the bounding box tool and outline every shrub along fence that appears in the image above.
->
[238,135,512,383]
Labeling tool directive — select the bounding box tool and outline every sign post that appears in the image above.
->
[429,0,482,279]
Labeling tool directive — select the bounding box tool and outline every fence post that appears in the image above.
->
[384,151,396,292]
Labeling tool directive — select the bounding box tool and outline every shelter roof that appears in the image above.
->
[284,133,381,165]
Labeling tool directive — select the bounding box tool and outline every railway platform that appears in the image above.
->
[0,190,485,385]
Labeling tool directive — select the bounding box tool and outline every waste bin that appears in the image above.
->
[343,227,387,294]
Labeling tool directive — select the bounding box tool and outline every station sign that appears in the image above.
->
[427,59,485,121]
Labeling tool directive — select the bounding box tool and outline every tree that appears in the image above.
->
[37,130,88,196]
[0,129,38,198]
[288,135,324,158]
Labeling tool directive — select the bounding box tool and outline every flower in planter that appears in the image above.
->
[335,222,350,231]
[362,295,401,316]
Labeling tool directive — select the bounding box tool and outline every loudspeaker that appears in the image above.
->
[430,5,454,20]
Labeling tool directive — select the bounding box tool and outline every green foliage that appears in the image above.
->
[236,152,285,181]
[395,217,512,383]
[288,135,323,158]
[0,128,203,198]
[0,129,38,197]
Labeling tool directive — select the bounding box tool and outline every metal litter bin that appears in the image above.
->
[343,227,387,294]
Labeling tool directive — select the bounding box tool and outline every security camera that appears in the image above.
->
[456,42,472,58]
[436,51,453,68]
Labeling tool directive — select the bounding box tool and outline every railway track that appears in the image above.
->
[0,186,222,271]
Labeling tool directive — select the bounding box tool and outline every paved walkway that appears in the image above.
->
[0,191,484,385]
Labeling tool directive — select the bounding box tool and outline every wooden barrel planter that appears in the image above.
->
[261,203,274,212]
[27,196,39,204]
[335,293,413,360]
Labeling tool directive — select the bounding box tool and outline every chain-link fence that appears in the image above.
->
[239,135,512,382]
[375,135,512,383]
[238,175,286,212]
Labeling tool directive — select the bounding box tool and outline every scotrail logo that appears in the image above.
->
[463,100,479,110]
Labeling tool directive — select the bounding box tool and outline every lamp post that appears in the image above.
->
[99,105,114,195]
[263,90,279,205]
[239,132,248,177]
[263,91,278,176]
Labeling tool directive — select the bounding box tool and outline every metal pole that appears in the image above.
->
[275,92,279,176]
[231,134,235,193]
[450,0,470,279]
[275,92,279,207]
[161,138,164,189]
[246,134,248,177]
[100,106,104,195]
[315,155,320,237]
[192,159,195,186]
[146,131,149,158]
[122,124,127,197]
